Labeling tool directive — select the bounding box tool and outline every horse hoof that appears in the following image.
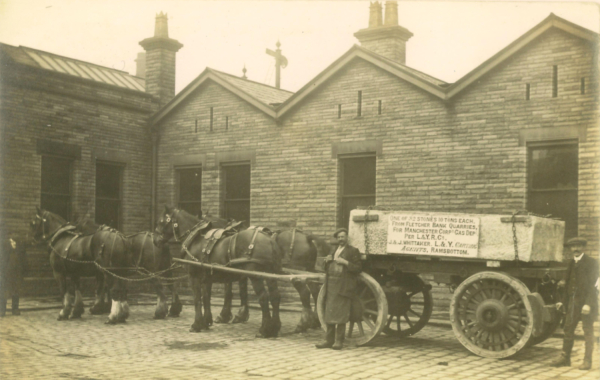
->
[105,319,117,325]
[69,315,82,320]
[189,327,202,333]
[167,313,180,318]
[293,326,306,334]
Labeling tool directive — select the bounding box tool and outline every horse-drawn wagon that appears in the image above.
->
[172,207,566,359]
[339,208,566,358]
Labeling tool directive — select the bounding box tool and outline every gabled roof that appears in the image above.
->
[276,14,598,117]
[275,44,449,117]
[151,68,294,125]
[444,13,598,98]
[151,13,598,126]
[0,43,146,92]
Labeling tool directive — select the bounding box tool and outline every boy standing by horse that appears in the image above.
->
[0,227,29,317]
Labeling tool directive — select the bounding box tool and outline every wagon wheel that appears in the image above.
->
[383,275,433,337]
[317,272,388,346]
[527,309,561,346]
[449,271,534,358]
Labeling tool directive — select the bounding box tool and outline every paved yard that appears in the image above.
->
[0,298,598,380]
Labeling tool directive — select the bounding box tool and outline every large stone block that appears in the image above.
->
[348,209,564,262]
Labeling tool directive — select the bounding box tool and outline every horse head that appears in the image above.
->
[30,207,67,245]
[155,205,207,246]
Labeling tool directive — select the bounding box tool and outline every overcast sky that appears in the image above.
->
[0,1,598,93]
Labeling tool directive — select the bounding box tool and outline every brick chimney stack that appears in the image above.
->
[139,12,183,106]
[354,1,413,65]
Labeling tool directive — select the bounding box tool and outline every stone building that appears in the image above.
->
[152,6,599,254]
[0,4,598,293]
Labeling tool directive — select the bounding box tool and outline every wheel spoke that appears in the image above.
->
[348,321,355,338]
[407,308,422,318]
[357,322,365,336]
[386,315,394,328]
[363,316,375,330]
[403,314,414,328]
[364,308,378,317]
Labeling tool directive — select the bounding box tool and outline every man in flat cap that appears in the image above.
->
[315,228,361,350]
[551,237,598,370]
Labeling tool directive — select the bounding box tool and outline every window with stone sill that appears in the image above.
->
[177,166,202,217]
[95,161,123,230]
[222,163,251,227]
[41,155,72,221]
[527,141,578,240]
[339,154,376,228]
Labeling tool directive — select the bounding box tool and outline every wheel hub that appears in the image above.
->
[475,299,509,332]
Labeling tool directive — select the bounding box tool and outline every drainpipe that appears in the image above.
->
[151,129,158,231]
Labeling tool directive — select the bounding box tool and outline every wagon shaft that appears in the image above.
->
[173,258,324,282]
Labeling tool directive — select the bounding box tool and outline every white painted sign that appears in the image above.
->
[387,214,480,258]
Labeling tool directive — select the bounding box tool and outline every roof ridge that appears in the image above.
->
[20,45,136,76]
[210,68,295,94]
[355,45,448,84]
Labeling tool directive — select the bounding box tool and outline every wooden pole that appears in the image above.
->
[173,258,324,283]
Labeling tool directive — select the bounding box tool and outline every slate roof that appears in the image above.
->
[1,43,145,92]
[211,69,294,105]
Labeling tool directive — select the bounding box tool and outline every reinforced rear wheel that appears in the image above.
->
[317,272,388,346]
[450,271,534,358]
[383,275,433,337]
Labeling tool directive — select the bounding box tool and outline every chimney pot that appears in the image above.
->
[155,12,169,38]
[369,2,383,28]
[384,1,398,26]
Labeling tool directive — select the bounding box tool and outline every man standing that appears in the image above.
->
[551,237,599,370]
[315,228,362,350]
[0,229,29,317]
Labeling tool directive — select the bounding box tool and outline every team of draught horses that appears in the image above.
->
[29,206,331,338]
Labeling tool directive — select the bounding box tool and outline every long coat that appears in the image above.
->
[561,253,599,320]
[323,244,362,324]
[0,238,28,297]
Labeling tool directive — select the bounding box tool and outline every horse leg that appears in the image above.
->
[266,279,281,338]
[117,279,130,323]
[201,282,213,326]
[215,282,233,324]
[69,277,85,319]
[308,281,322,329]
[54,272,71,321]
[153,279,168,320]
[249,278,272,338]
[168,282,182,317]
[233,277,250,323]
[105,275,121,325]
[90,271,107,315]
[292,282,313,333]
[189,275,208,332]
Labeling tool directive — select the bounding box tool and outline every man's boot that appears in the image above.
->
[11,296,20,316]
[0,298,7,317]
[579,336,594,370]
[551,339,574,367]
[315,324,335,349]
[332,323,346,350]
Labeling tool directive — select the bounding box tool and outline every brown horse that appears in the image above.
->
[155,206,283,337]
[30,208,131,324]
[125,231,182,319]
[273,229,330,332]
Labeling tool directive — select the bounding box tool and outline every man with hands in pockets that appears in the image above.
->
[315,228,362,350]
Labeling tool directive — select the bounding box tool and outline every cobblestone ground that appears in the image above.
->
[1,302,599,380]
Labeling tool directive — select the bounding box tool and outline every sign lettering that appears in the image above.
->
[387,214,480,258]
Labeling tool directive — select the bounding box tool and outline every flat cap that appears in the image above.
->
[333,228,348,238]
[565,236,587,247]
